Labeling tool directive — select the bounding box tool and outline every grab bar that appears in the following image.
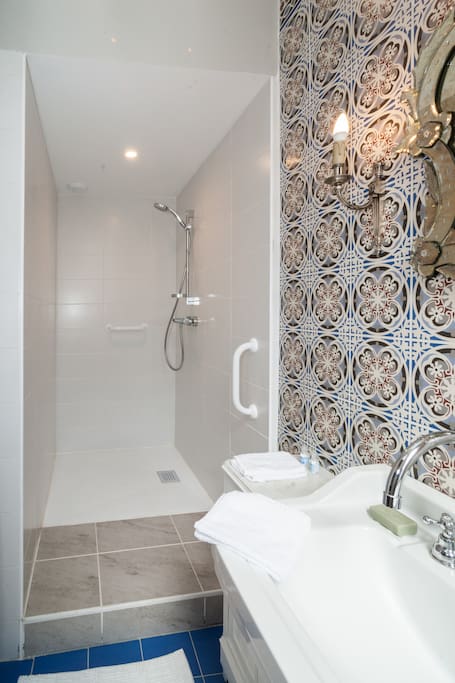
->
[232,338,258,419]
[106,323,148,332]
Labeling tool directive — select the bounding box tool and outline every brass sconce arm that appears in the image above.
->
[326,161,387,251]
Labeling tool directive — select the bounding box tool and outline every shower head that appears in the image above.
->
[153,202,188,230]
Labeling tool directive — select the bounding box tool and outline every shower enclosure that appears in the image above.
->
[0,0,278,656]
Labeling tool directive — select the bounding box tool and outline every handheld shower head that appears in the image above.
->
[153,202,188,230]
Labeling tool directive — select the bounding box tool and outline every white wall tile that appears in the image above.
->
[57,303,103,329]
[57,327,107,354]
[0,458,21,514]
[0,351,20,404]
[175,81,271,499]
[0,182,23,292]
[231,82,271,215]
[23,65,58,622]
[56,196,176,453]
[0,402,20,458]
[57,279,103,304]
[230,414,269,456]
[0,291,20,348]
[0,617,21,660]
[57,200,104,279]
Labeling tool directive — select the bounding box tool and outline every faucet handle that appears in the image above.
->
[423,513,455,539]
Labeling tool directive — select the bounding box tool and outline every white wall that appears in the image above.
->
[0,49,24,660]
[175,82,271,499]
[56,196,176,453]
[23,65,57,602]
[0,0,278,76]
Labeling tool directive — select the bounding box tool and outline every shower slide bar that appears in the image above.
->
[232,338,258,419]
[106,323,148,332]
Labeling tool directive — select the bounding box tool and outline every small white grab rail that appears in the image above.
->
[106,323,148,332]
[232,338,258,419]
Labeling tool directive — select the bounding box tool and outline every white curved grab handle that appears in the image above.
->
[232,338,258,419]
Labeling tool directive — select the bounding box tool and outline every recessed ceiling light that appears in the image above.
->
[111,36,118,44]
[124,148,138,159]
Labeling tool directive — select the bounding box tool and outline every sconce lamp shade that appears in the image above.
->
[333,112,349,141]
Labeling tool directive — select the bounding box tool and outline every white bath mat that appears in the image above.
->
[19,649,193,683]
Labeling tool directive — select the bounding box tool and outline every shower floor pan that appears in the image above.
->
[23,512,222,657]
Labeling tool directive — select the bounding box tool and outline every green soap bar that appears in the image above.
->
[368,504,417,536]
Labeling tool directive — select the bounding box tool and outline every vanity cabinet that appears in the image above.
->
[214,548,287,683]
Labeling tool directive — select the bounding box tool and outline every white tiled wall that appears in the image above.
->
[23,65,57,599]
[0,49,24,660]
[175,82,271,499]
[56,196,177,452]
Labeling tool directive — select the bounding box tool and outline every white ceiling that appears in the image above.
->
[27,54,268,198]
[1,0,277,75]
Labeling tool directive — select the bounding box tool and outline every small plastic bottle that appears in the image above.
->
[299,451,310,468]
[309,453,320,474]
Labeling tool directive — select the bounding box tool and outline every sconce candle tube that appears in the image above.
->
[332,112,349,166]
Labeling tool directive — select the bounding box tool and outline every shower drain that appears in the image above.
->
[156,469,180,483]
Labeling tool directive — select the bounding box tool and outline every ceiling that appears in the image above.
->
[28,54,268,198]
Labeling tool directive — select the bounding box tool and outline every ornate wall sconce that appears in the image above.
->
[326,112,387,252]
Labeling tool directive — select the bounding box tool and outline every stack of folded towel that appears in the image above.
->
[194,490,311,581]
[230,451,307,482]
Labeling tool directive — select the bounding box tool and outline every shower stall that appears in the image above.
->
[0,1,278,657]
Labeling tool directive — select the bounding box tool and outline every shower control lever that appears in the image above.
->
[172,316,199,327]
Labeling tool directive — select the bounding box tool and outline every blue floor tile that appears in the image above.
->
[190,626,223,675]
[0,660,33,683]
[141,631,200,677]
[34,649,87,674]
[204,675,225,682]
[89,640,141,668]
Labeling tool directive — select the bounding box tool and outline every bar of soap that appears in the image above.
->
[368,504,417,536]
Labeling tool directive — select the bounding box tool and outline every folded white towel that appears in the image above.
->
[18,649,193,683]
[231,451,307,482]
[194,491,311,581]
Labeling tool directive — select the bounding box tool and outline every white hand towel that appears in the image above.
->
[194,491,311,581]
[231,451,307,482]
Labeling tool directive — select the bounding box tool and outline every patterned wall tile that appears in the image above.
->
[279,0,455,497]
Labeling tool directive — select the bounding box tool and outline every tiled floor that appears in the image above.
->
[0,626,224,683]
[26,512,219,617]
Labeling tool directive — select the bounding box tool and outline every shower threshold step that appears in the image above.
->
[23,591,223,657]
[24,513,223,656]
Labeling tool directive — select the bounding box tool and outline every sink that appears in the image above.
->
[279,524,455,682]
[215,464,455,683]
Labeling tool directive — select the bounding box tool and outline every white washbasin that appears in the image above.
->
[215,465,455,683]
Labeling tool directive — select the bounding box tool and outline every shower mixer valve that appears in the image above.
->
[172,316,200,327]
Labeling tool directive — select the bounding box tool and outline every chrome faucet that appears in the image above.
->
[383,430,455,509]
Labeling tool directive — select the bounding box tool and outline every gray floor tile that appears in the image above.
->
[37,524,97,560]
[99,545,201,605]
[184,543,220,591]
[24,614,102,656]
[171,512,206,542]
[97,516,179,552]
[26,556,100,616]
[103,597,208,642]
